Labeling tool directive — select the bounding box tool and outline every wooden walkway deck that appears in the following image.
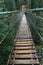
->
[8,15,40,65]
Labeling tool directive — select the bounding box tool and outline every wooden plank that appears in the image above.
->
[14,59,39,64]
[12,50,36,54]
[14,46,35,50]
[14,44,34,47]
[16,41,33,44]
[15,43,33,45]
[16,39,33,41]
[8,59,39,65]
[12,54,38,59]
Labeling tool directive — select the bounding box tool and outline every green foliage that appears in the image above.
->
[4,0,16,11]
[0,0,3,11]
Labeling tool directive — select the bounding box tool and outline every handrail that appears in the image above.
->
[28,8,43,11]
[0,10,19,15]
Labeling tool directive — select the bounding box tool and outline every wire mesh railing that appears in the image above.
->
[26,10,43,65]
[26,11,43,43]
[0,11,19,44]
[31,14,43,42]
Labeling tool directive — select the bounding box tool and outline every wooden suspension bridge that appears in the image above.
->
[7,14,40,65]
